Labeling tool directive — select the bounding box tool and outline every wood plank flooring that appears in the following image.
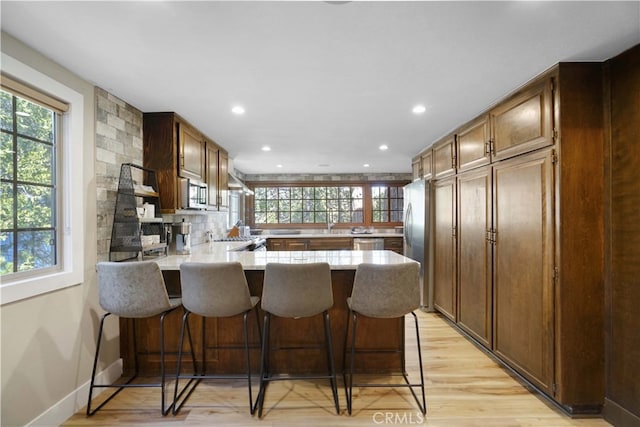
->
[64,311,611,426]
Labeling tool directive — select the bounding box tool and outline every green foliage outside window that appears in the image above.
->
[253,185,364,225]
[0,89,57,275]
[252,183,404,226]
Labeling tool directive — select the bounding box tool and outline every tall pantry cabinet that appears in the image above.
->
[425,62,605,414]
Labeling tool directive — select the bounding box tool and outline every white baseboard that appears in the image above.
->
[26,359,123,427]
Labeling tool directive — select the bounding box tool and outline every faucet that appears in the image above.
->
[327,209,334,233]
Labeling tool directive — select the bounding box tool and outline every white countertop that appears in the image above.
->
[261,232,403,239]
[154,242,416,271]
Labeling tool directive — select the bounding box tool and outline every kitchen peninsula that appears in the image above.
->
[118,242,418,376]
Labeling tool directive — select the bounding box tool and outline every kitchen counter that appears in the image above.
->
[122,245,416,376]
[155,241,413,270]
[258,232,403,238]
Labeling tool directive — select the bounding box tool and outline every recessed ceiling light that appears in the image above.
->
[276,164,283,168]
[231,105,245,115]
[363,163,370,168]
[261,145,271,152]
[412,105,426,114]
[379,144,388,151]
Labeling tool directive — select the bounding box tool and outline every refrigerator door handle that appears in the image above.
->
[404,203,413,245]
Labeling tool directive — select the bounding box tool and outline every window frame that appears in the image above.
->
[0,54,85,305]
[246,180,408,229]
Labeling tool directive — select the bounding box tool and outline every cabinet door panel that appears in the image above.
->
[421,151,433,180]
[307,237,353,250]
[457,116,490,172]
[493,148,554,393]
[179,123,204,181]
[218,151,229,209]
[412,158,422,181]
[433,137,456,178]
[491,78,553,161]
[206,142,219,208]
[433,176,457,321]
[457,167,492,347]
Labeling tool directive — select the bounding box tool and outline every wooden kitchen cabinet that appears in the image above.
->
[266,238,308,251]
[490,77,554,162]
[144,112,229,213]
[411,157,422,181]
[307,237,353,250]
[205,140,219,209]
[422,62,605,414]
[433,136,456,179]
[218,150,229,210]
[492,148,555,395]
[456,115,490,172]
[384,236,403,254]
[456,166,492,348]
[433,176,457,322]
[421,150,433,180]
[178,121,204,181]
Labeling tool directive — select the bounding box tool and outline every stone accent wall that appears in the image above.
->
[95,87,144,260]
[95,88,230,259]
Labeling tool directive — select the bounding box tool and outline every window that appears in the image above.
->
[250,182,405,227]
[1,89,59,275]
[372,184,404,223]
[0,53,85,305]
[253,185,364,225]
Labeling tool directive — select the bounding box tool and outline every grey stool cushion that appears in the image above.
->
[96,261,178,318]
[349,262,420,318]
[179,262,259,317]
[261,262,333,318]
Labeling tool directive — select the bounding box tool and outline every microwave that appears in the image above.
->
[181,178,207,210]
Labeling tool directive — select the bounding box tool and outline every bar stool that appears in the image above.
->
[343,262,426,415]
[88,261,194,416]
[256,262,340,417]
[173,262,261,415]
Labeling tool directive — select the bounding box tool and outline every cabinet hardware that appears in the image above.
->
[552,150,558,165]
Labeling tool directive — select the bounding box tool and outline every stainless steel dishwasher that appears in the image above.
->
[353,237,384,250]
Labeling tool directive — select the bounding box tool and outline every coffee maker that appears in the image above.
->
[172,219,192,254]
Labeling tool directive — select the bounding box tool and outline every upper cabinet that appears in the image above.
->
[218,150,229,210]
[205,140,219,209]
[143,112,229,212]
[178,122,205,181]
[490,78,554,162]
[433,136,456,178]
[411,157,422,181]
[456,115,490,172]
[421,150,433,180]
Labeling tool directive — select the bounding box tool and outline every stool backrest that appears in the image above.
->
[350,262,420,318]
[96,261,173,318]
[179,262,254,317]
[262,262,333,318]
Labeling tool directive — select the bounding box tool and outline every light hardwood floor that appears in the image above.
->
[65,311,611,426]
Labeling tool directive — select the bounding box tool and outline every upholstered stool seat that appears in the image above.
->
[343,262,426,415]
[172,262,261,414]
[87,261,193,416]
[256,262,340,417]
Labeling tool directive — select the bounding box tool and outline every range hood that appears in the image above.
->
[228,159,253,194]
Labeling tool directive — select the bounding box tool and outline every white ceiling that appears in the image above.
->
[2,1,639,175]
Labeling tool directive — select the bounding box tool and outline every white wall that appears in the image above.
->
[0,33,100,427]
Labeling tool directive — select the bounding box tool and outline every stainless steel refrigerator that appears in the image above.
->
[403,179,433,311]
